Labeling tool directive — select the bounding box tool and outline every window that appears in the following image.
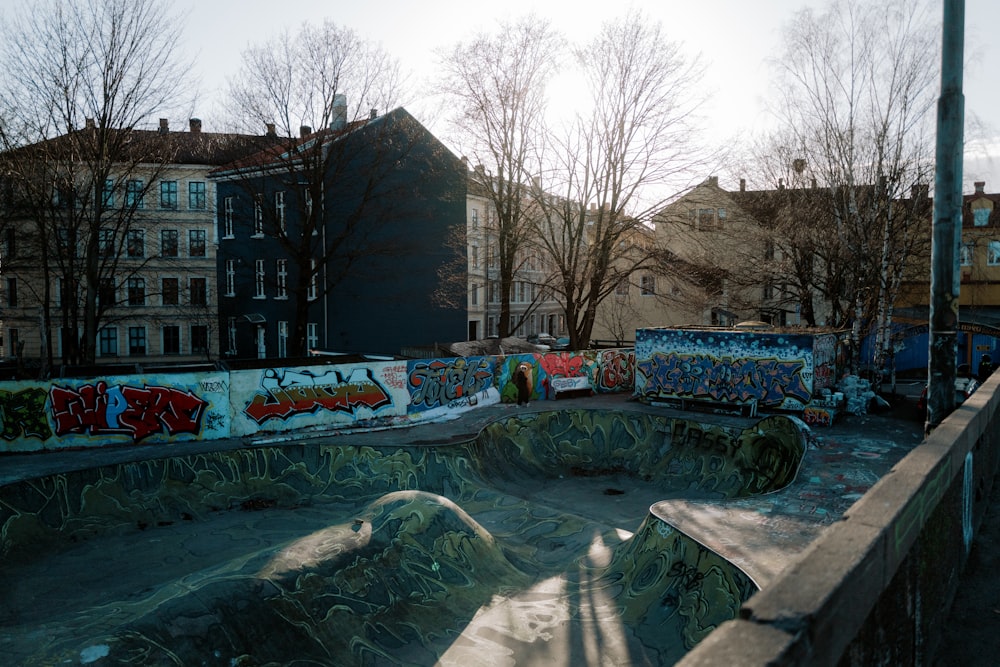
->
[471,245,479,269]
[640,275,655,296]
[56,227,76,258]
[128,326,146,355]
[253,196,263,236]
[99,279,115,308]
[276,259,287,298]
[161,277,179,306]
[278,321,288,357]
[189,229,206,257]
[6,277,16,307]
[254,259,265,298]
[227,317,237,355]
[615,279,629,297]
[225,259,236,296]
[471,208,479,228]
[126,229,145,258]
[7,328,18,358]
[160,180,178,209]
[471,283,479,306]
[98,228,115,257]
[961,243,973,266]
[162,325,180,355]
[191,325,208,355]
[102,179,115,207]
[189,277,207,306]
[275,191,286,232]
[160,229,178,257]
[125,179,144,208]
[223,196,234,237]
[98,328,117,356]
[989,241,1000,266]
[717,208,727,221]
[489,282,499,304]
[307,322,318,351]
[763,282,774,300]
[308,258,317,300]
[303,187,313,220]
[698,208,718,230]
[127,277,145,306]
[188,181,206,210]
[974,208,990,227]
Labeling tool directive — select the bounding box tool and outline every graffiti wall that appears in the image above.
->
[0,349,637,452]
[0,372,229,453]
[229,362,410,437]
[635,328,830,411]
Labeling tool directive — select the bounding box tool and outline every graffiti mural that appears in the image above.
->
[0,387,52,441]
[407,357,494,411]
[635,328,826,410]
[244,367,393,424]
[49,382,207,442]
[598,348,635,392]
[637,351,810,407]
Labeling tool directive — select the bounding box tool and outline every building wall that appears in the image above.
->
[2,162,219,365]
[214,108,467,358]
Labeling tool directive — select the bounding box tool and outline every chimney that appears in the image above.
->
[811,178,817,188]
[300,125,312,138]
[369,108,377,120]
[85,118,95,130]
[189,118,202,134]
[975,181,986,195]
[708,175,719,187]
[739,178,746,192]
[590,203,597,213]
[778,178,785,190]
[159,118,169,134]
[331,93,347,131]
[265,122,276,137]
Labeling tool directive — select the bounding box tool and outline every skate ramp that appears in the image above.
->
[0,409,804,665]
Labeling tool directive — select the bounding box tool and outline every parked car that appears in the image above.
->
[527,333,557,350]
[552,336,570,351]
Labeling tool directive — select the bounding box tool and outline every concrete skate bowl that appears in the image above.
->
[0,409,805,666]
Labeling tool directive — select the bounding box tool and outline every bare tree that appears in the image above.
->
[436,16,563,338]
[768,0,938,374]
[221,21,425,357]
[0,0,192,368]
[531,11,709,349]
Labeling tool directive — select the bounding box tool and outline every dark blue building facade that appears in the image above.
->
[211,108,467,359]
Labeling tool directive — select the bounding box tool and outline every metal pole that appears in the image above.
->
[926,0,965,432]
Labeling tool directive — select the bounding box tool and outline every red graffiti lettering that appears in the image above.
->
[599,349,634,391]
[244,367,392,424]
[49,383,207,442]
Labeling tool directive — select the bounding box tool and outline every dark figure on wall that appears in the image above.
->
[515,363,532,406]
[979,354,994,383]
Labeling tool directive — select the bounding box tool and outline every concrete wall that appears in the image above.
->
[678,371,1000,666]
[635,328,838,411]
[0,349,629,453]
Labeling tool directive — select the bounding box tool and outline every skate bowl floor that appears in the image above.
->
[0,401,921,666]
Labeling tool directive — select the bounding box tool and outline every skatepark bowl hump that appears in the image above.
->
[0,400,923,666]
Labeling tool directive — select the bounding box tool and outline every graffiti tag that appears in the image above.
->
[408,358,493,410]
[598,349,634,391]
[637,351,810,406]
[0,387,52,441]
[244,367,392,424]
[49,382,207,442]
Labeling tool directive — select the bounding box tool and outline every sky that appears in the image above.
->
[7,0,1000,191]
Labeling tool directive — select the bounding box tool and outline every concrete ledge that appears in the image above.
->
[678,372,1000,666]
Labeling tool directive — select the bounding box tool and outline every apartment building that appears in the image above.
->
[212,107,467,359]
[0,118,270,370]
